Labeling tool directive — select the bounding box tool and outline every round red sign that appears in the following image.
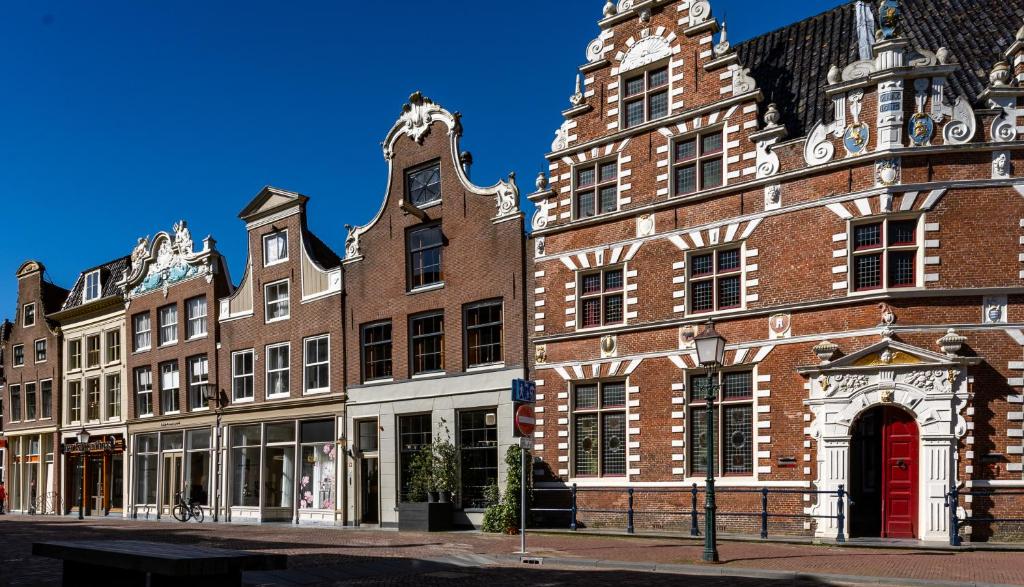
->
[515,404,536,437]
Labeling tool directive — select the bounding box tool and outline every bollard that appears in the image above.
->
[627,488,635,534]
[836,485,846,544]
[570,484,578,531]
[947,486,962,547]
[760,488,769,539]
[690,483,699,537]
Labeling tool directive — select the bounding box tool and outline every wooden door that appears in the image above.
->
[882,407,918,538]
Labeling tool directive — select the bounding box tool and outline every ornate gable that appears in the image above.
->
[238,186,308,225]
[123,220,218,299]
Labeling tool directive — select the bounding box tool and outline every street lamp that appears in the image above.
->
[694,320,726,563]
[76,428,90,520]
[203,386,227,522]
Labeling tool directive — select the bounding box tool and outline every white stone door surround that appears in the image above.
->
[801,338,975,542]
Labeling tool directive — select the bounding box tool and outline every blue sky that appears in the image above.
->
[0,0,846,315]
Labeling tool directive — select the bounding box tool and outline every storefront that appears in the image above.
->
[130,427,213,519]
[7,432,56,514]
[227,418,338,524]
[62,433,125,516]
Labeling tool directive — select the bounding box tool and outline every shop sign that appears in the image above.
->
[62,438,124,454]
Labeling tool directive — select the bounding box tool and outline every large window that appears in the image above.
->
[689,371,754,476]
[579,268,624,329]
[263,230,288,266]
[10,385,20,421]
[160,361,180,414]
[410,312,444,375]
[851,218,919,291]
[25,383,36,421]
[232,350,255,402]
[133,313,151,352]
[186,296,207,339]
[186,430,211,506]
[673,132,724,195]
[266,343,290,398]
[398,414,432,502]
[34,339,46,363]
[407,161,441,207]
[40,380,51,419]
[263,423,295,508]
[459,409,498,509]
[86,378,101,421]
[84,270,101,302]
[135,367,153,417]
[86,334,101,368]
[361,322,393,382]
[158,305,178,346]
[623,65,668,128]
[187,355,209,411]
[265,280,290,322]
[299,420,336,510]
[574,161,618,219]
[106,330,120,364]
[465,301,503,368]
[68,339,82,371]
[68,381,81,423]
[407,224,443,290]
[303,336,330,394]
[106,374,121,420]
[231,425,261,507]
[134,434,158,505]
[573,382,627,477]
[689,247,743,314]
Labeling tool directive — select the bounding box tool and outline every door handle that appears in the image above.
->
[896,459,907,470]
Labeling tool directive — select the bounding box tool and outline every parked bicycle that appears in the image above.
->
[30,492,63,516]
[172,491,204,523]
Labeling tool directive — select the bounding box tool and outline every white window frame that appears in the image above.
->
[12,344,24,367]
[187,355,210,412]
[83,270,101,302]
[620,60,671,130]
[160,361,180,415]
[264,279,291,323]
[572,159,620,220]
[232,349,255,403]
[135,367,153,418]
[105,373,121,422]
[186,296,208,340]
[263,230,289,267]
[34,338,47,363]
[67,381,81,424]
[303,335,330,395]
[23,303,35,327]
[576,266,627,331]
[133,313,151,352]
[86,334,101,369]
[105,330,121,364]
[847,215,924,295]
[68,338,83,372]
[158,304,178,346]
[265,342,291,399]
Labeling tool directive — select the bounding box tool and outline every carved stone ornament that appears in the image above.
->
[569,74,585,107]
[991,108,1017,143]
[880,388,895,403]
[764,103,782,128]
[813,340,840,364]
[532,199,554,231]
[636,213,656,237]
[824,373,870,397]
[535,344,548,365]
[841,59,877,82]
[877,0,901,40]
[942,97,977,145]
[398,92,446,144]
[879,302,897,339]
[688,0,711,26]
[679,325,697,348]
[603,0,616,18]
[755,140,779,178]
[620,34,673,75]
[983,295,1007,324]
[173,220,193,255]
[535,172,548,192]
[990,61,1012,88]
[768,313,791,339]
[600,335,617,358]
[552,120,572,151]
[714,21,731,57]
[936,328,967,356]
[875,158,901,187]
[534,236,546,258]
[827,65,841,85]
[587,37,606,63]
[764,184,781,210]
[804,121,835,166]
[616,0,634,12]
[732,66,756,95]
[127,222,209,298]
[344,224,360,259]
[131,237,149,273]
[494,174,519,218]
[993,150,1012,179]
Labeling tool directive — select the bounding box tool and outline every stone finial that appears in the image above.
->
[813,341,840,364]
[764,103,782,128]
[827,65,841,85]
[570,74,584,106]
[937,328,967,356]
[990,61,1011,87]
[714,20,731,56]
[535,171,548,192]
[603,0,616,17]
[936,47,950,65]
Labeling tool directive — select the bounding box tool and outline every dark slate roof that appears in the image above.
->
[60,256,131,311]
[41,280,70,315]
[305,231,342,269]
[736,0,1024,138]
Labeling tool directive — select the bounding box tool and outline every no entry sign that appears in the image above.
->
[515,404,536,437]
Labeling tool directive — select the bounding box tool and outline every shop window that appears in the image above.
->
[407,224,444,290]
[410,312,444,375]
[158,304,178,346]
[232,350,255,402]
[459,409,498,509]
[86,335,101,368]
[186,296,207,340]
[13,344,23,366]
[572,382,627,477]
[68,339,82,371]
[186,430,211,506]
[133,313,151,352]
[574,160,618,219]
[673,131,724,195]
[398,414,432,502]
[303,335,330,394]
[622,65,669,128]
[25,383,36,421]
[134,434,158,505]
[34,339,46,363]
[187,355,209,411]
[231,425,261,507]
[23,303,35,327]
[851,218,920,291]
[106,330,120,364]
[464,301,503,368]
[266,343,290,398]
[361,322,393,382]
[86,378,100,421]
[135,367,153,417]
[106,374,120,420]
[578,268,625,329]
[688,371,754,476]
[263,230,289,267]
[407,161,442,207]
[299,420,336,511]
[68,381,81,423]
[160,361,180,415]
[264,423,295,508]
[265,280,290,322]
[40,380,51,419]
[689,246,743,314]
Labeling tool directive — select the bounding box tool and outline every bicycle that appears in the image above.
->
[171,491,204,523]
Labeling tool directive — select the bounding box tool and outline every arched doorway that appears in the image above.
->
[849,405,919,539]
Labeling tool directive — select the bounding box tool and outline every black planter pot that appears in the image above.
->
[438,491,452,504]
[398,502,452,532]
[427,491,439,503]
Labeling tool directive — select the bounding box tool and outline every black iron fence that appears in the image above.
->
[946,486,1024,546]
[531,483,848,543]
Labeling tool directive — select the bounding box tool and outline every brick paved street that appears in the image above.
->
[0,516,1021,586]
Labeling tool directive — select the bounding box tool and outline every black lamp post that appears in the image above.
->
[694,320,726,563]
[76,427,90,520]
[203,386,226,523]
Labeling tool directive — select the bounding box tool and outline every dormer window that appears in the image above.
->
[263,230,288,267]
[623,65,669,129]
[575,161,618,220]
[407,161,441,207]
[84,270,101,302]
[23,303,35,327]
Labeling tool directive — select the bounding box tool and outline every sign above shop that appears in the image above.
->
[62,437,124,454]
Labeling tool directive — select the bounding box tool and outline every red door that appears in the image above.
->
[882,407,918,538]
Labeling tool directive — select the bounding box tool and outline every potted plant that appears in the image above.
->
[397,443,452,532]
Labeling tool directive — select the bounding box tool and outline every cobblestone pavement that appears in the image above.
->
[0,516,1020,586]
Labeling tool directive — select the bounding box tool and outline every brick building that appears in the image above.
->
[527,0,1024,542]
[122,222,232,519]
[341,93,527,528]
[216,187,343,524]
[2,262,68,513]
[0,319,12,491]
